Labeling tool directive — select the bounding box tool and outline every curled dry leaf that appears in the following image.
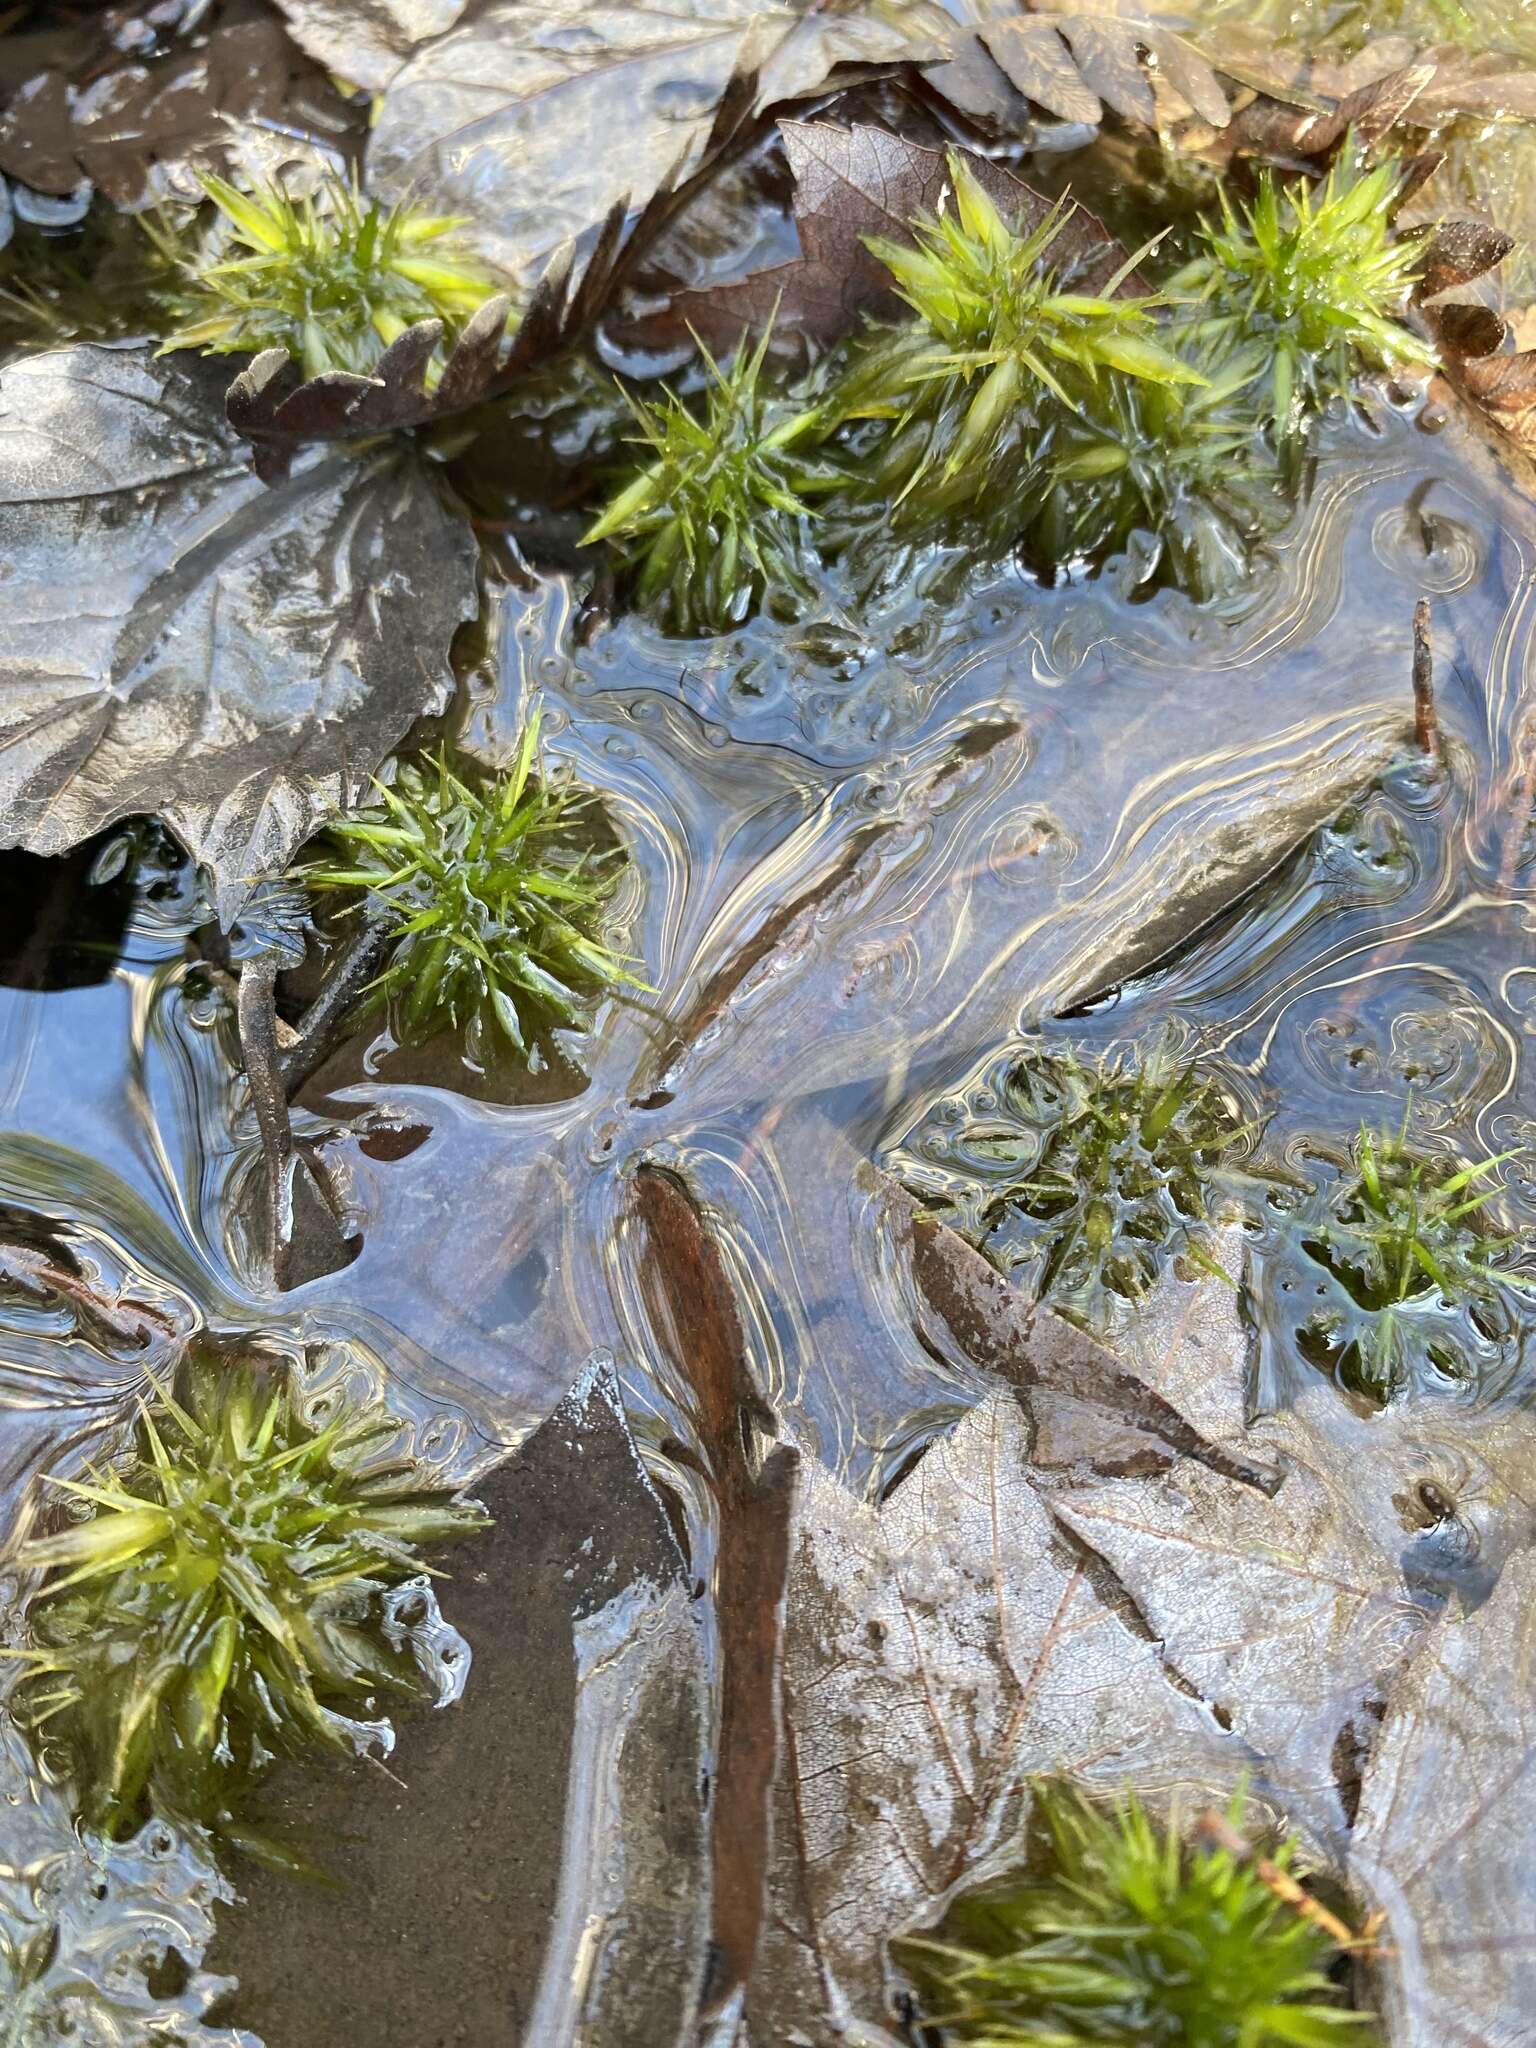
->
[673,120,1124,350]
[915,2,1229,133]
[981,6,1230,128]
[0,345,478,924]
[364,0,949,301]
[1351,1547,1536,2048]
[0,10,353,209]
[225,295,515,478]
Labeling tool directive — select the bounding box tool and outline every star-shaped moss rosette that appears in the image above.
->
[306,712,645,1065]
[823,151,1202,542]
[1278,1114,1536,1400]
[581,324,841,636]
[1168,151,1437,440]
[4,1351,487,1838]
[896,1782,1373,2046]
[898,1035,1257,1320]
[157,172,500,380]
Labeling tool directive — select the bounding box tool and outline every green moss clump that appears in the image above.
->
[1019,331,1287,602]
[583,141,1460,617]
[5,1352,487,1838]
[909,1036,1254,1317]
[1169,154,1435,440]
[307,711,644,1064]
[156,173,499,379]
[581,326,839,636]
[825,153,1202,546]
[835,160,1196,520]
[1288,1116,1534,1398]
[897,1782,1373,2046]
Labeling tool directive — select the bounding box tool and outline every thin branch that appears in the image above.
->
[1193,1809,1375,1952]
[1412,595,1440,761]
[237,953,295,1289]
[277,919,389,1097]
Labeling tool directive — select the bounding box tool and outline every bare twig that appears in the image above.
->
[1194,1809,1373,1952]
[0,1244,177,1351]
[1412,595,1440,761]
[237,953,295,1289]
[277,919,389,1097]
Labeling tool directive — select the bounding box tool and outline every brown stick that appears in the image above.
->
[1412,595,1440,761]
[1194,1809,1370,1952]
[630,1166,797,2016]
[277,919,389,1097]
[237,954,295,1289]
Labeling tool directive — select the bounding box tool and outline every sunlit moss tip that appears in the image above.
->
[4,1351,487,1838]
[1169,150,1436,439]
[825,151,1200,532]
[155,171,499,380]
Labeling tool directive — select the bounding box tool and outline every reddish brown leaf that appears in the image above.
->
[1430,301,1509,362]
[1463,348,1536,413]
[673,120,1123,351]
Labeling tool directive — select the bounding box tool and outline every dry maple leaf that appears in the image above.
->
[1351,1546,1536,2048]
[920,3,1230,132]
[746,1390,1251,2043]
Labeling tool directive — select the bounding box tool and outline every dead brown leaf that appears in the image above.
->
[671,120,1123,351]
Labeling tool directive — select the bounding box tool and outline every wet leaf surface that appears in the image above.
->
[208,1359,709,2046]
[272,0,471,93]
[0,7,353,208]
[745,1388,1249,2043]
[1351,1547,1536,2048]
[224,294,515,478]
[364,0,948,295]
[0,344,478,922]
[1042,1242,1536,1850]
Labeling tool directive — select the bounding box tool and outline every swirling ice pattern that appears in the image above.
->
[5,401,1536,2037]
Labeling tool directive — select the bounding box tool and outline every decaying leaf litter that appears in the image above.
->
[2,1,1536,2043]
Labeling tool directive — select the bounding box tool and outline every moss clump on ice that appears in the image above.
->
[6,1350,486,1838]
[826,155,1200,540]
[1283,1114,1534,1399]
[157,172,499,379]
[1168,153,1435,442]
[307,711,644,1066]
[899,1034,1256,1319]
[582,138,1446,621]
[581,325,840,636]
